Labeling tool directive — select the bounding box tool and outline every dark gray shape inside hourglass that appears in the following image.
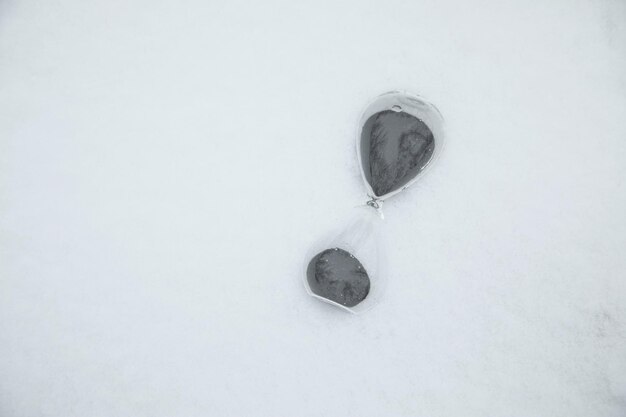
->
[306,248,370,308]
[360,110,435,197]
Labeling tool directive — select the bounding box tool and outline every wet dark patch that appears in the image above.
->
[361,110,435,196]
[306,248,370,308]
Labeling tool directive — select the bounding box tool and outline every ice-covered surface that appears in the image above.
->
[1,1,626,416]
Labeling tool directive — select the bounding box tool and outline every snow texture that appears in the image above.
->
[1,1,626,416]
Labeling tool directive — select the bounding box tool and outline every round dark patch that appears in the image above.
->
[360,110,435,197]
[306,248,370,308]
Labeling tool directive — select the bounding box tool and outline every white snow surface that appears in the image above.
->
[1,1,626,416]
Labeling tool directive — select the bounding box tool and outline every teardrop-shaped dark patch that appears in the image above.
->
[360,110,435,197]
[306,248,370,308]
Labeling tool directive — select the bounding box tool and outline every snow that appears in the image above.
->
[1,0,626,416]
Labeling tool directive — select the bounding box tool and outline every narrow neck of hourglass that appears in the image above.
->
[366,197,385,219]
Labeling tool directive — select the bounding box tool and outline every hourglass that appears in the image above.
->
[303,91,445,314]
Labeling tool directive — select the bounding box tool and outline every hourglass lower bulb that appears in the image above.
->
[304,205,385,314]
